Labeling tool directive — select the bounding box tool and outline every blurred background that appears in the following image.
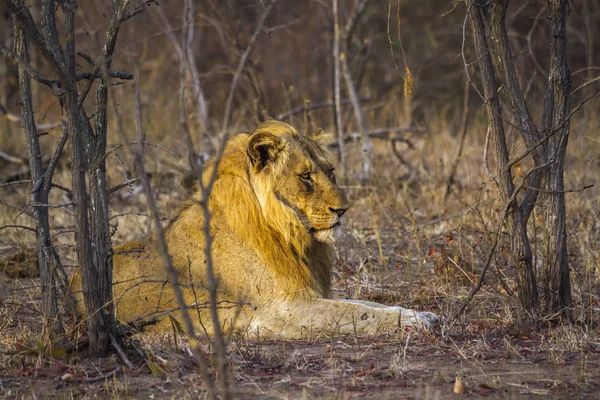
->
[1,1,598,156]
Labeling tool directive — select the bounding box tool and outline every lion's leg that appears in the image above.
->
[336,299,438,328]
[336,299,390,308]
[246,298,437,339]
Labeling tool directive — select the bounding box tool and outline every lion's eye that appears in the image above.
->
[299,172,311,181]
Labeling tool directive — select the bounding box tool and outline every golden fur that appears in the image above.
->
[73,121,437,338]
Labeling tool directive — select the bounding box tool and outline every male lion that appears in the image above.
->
[73,121,437,339]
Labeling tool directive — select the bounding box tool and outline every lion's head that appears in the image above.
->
[244,121,349,244]
[191,120,349,295]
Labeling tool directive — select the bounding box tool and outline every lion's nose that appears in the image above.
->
[330,207,348,217]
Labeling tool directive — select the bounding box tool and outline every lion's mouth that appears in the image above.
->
[310,222,341,233]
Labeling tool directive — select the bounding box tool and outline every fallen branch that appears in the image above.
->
[109,332,135,370]
[85,369,121,384]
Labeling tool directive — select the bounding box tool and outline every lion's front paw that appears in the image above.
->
[398,308,439,330]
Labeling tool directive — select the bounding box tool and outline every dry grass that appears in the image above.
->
[1,99,600,397]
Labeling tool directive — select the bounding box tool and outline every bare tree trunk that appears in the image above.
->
[488,0,571,316]
[465,0,573,317]
[58,0,115,356]
[540,0,572,316]
[13,8,61,334]
[340,0,371,183]
[582,0,594,121]
[468,1,539,312]
[1,3,13,140]
[332,0,346,179]
[5,0,153,356]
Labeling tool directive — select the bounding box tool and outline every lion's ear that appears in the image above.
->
[248,132,285,170]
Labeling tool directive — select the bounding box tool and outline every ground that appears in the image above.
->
[3,333,599,399]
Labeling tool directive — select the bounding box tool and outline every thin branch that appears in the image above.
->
[339,0,371,181]
[109,211,175,221]
[386,1,399,69]
[483,125,496,180]
[0,199,33,217]
[77,0,155,106]
[124,300,245,330]
[30,201,74,208]
[122,0,159,22]
[275,98,370,121]
[461,4,485,103]
[0,180,72,196]
[0,103,64,131]
[105,141,182,160]
[110,74,216,398]
[343,0,370,48]
[522,184,593,194]
[220,0,276,137]
[49,229,76,240]
[108,178,140,195]
[567,86,600,119]
[5,1,70,85]
[0,224,37,233]
[571,75,600,95]
[76,70,134,81]
[327,127,423,149]
[42,127,69,196]
[526,7,547,77]
[0,41,56,87]
[84,370,121,384]
[0,150,27,165]
[0,180,31,189]
[333,0,346,178]
[180,5,278,397]
[451,160,552,320]
[444,75,471,203]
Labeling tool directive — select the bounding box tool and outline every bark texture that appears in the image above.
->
[5,0,143,355]
[13,8,61,333]
[468,1,538,312]
[465,0,572,317]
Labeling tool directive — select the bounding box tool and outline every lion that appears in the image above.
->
[73,121,438,339]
